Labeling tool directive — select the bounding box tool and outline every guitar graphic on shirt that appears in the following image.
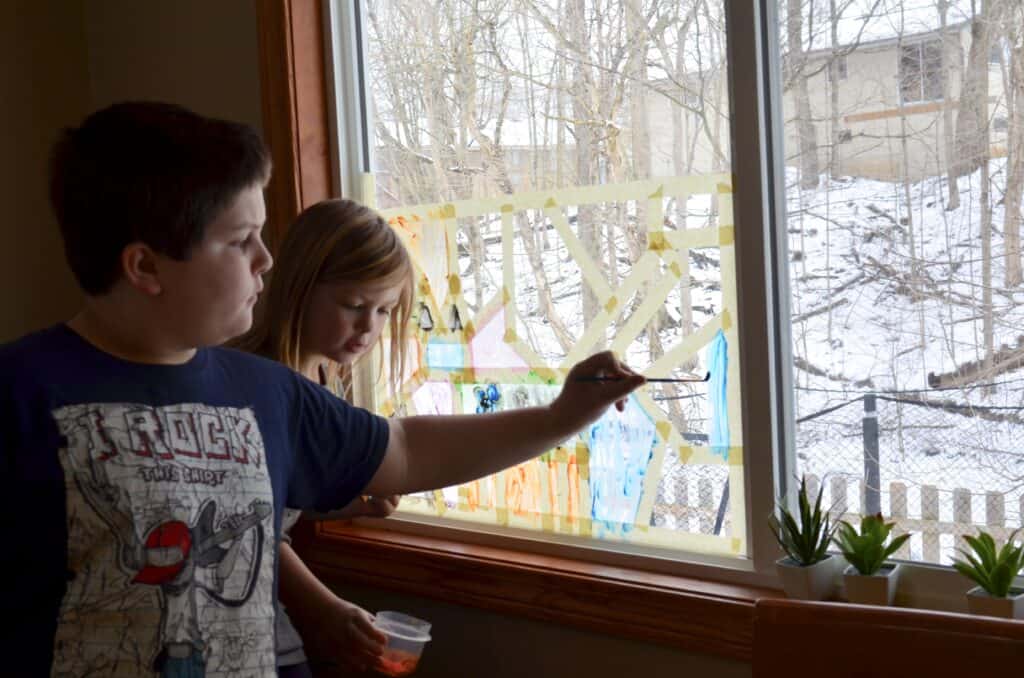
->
[133,500,272,585]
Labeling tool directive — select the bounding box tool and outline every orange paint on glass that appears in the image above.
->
[505,461,542,516]
[466,480,480,510]
[566,453,580,522]
[547,459,558,517]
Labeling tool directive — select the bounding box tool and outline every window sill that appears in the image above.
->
[290,520,779,661]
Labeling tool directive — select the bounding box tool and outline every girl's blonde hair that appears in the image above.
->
[235,199,413,399]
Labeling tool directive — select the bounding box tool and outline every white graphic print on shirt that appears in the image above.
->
[51,402,276,677]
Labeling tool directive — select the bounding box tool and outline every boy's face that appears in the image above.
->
[156,183,272,348]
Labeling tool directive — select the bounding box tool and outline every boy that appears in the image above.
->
[0,102,643,676]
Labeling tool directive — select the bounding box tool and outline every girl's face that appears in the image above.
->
[303,279,404,366]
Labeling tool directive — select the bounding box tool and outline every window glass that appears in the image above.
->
[361,0,747,558]
[779,0,1022,565]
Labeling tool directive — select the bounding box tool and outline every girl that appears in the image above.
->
[234,198,415,677]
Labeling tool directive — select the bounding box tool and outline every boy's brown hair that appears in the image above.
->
[49,101,271,295]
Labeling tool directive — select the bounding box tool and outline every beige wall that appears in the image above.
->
[0,1,91,342]
[0,0,263,342]
[83,0,263,134]
[329,582,752,678]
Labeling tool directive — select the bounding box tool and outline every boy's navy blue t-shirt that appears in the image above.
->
[0,325,389,676]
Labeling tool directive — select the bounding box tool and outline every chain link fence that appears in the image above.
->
[795,391,1024,563]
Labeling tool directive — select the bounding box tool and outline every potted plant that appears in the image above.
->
[952,529,1024,619]
[833,513,909,605]
[768,477,840,600]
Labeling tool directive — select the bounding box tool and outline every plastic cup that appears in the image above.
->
[373,611,432,677]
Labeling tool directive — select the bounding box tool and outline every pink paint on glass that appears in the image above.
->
[470,308,528,369]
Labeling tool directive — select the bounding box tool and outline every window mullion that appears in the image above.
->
[725,0,794,577]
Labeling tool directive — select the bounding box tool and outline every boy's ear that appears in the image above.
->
[121,243,163,296]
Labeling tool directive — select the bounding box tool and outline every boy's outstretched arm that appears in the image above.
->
[363,351,644,496]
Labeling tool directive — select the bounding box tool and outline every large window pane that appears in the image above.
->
[358,0,746,558]
[778,0,1023,564]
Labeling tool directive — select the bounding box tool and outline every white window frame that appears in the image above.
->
[322,0,998,609]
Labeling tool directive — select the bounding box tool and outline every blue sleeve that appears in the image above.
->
[0,341,67,673]
[287,376,389,512]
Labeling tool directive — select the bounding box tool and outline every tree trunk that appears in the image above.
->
[674,24,694,342]
[788,0,820,189]
[939,0,961,209]
[1004,23,1024,287]
[953,2,1003,178]
[829,0,841,175]
[568,0,601,328]
[977,0,995,385]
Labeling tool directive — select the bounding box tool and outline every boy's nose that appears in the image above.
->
[253,235,273,274]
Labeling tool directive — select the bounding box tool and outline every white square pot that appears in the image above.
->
[776,554,839,600]
[844,563,900,606]
[966,586,1024,620]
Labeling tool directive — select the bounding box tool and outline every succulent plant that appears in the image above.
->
[833,513,909,576]
[952,530,1024,598]
[769,477,837,566]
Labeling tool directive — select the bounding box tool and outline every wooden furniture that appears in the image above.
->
[753,597,1024,677]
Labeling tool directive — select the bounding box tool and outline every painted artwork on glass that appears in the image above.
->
[367,175,746,557]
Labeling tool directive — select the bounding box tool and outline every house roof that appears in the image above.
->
[800,0,974,59]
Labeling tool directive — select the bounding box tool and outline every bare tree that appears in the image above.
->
[787,0,822,189]
[1003,3,1024,287]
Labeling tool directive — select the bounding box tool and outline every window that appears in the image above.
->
[275,0,774,656]
[782,3,1020,568]
[830,54,848,82]
[900,39,944,104]
[990,42,1003,65]
[349,0,751,564]
[313,0,1013,622]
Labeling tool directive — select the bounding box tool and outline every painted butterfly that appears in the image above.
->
[473,383,501,414]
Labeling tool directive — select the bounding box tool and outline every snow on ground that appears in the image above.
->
[786,160,1024,560]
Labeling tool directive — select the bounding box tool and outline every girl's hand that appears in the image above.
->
[359,494,401,518]
[550,351,645,431]
[336,494,401,520]
[314,599,386,673]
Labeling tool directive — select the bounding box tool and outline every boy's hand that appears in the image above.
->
[551,351,646,431]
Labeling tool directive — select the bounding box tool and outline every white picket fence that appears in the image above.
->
[656,471,1020,562]
[804,473,1022,562]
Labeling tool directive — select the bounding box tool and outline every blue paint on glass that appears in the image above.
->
[424,339,464,370]
[708,329,729,459]
[473,383,501,413]
[586,396,657,535]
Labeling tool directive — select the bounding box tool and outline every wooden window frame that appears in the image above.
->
[256,0,334,251]
[256,0,783,661]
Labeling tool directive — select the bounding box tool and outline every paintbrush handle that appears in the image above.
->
[575,374,709,383]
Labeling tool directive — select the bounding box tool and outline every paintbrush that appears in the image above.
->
[574,372,710,383]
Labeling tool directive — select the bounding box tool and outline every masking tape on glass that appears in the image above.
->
[645,315,722,377]
[373,174,731,225]
[544,205,613,301]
